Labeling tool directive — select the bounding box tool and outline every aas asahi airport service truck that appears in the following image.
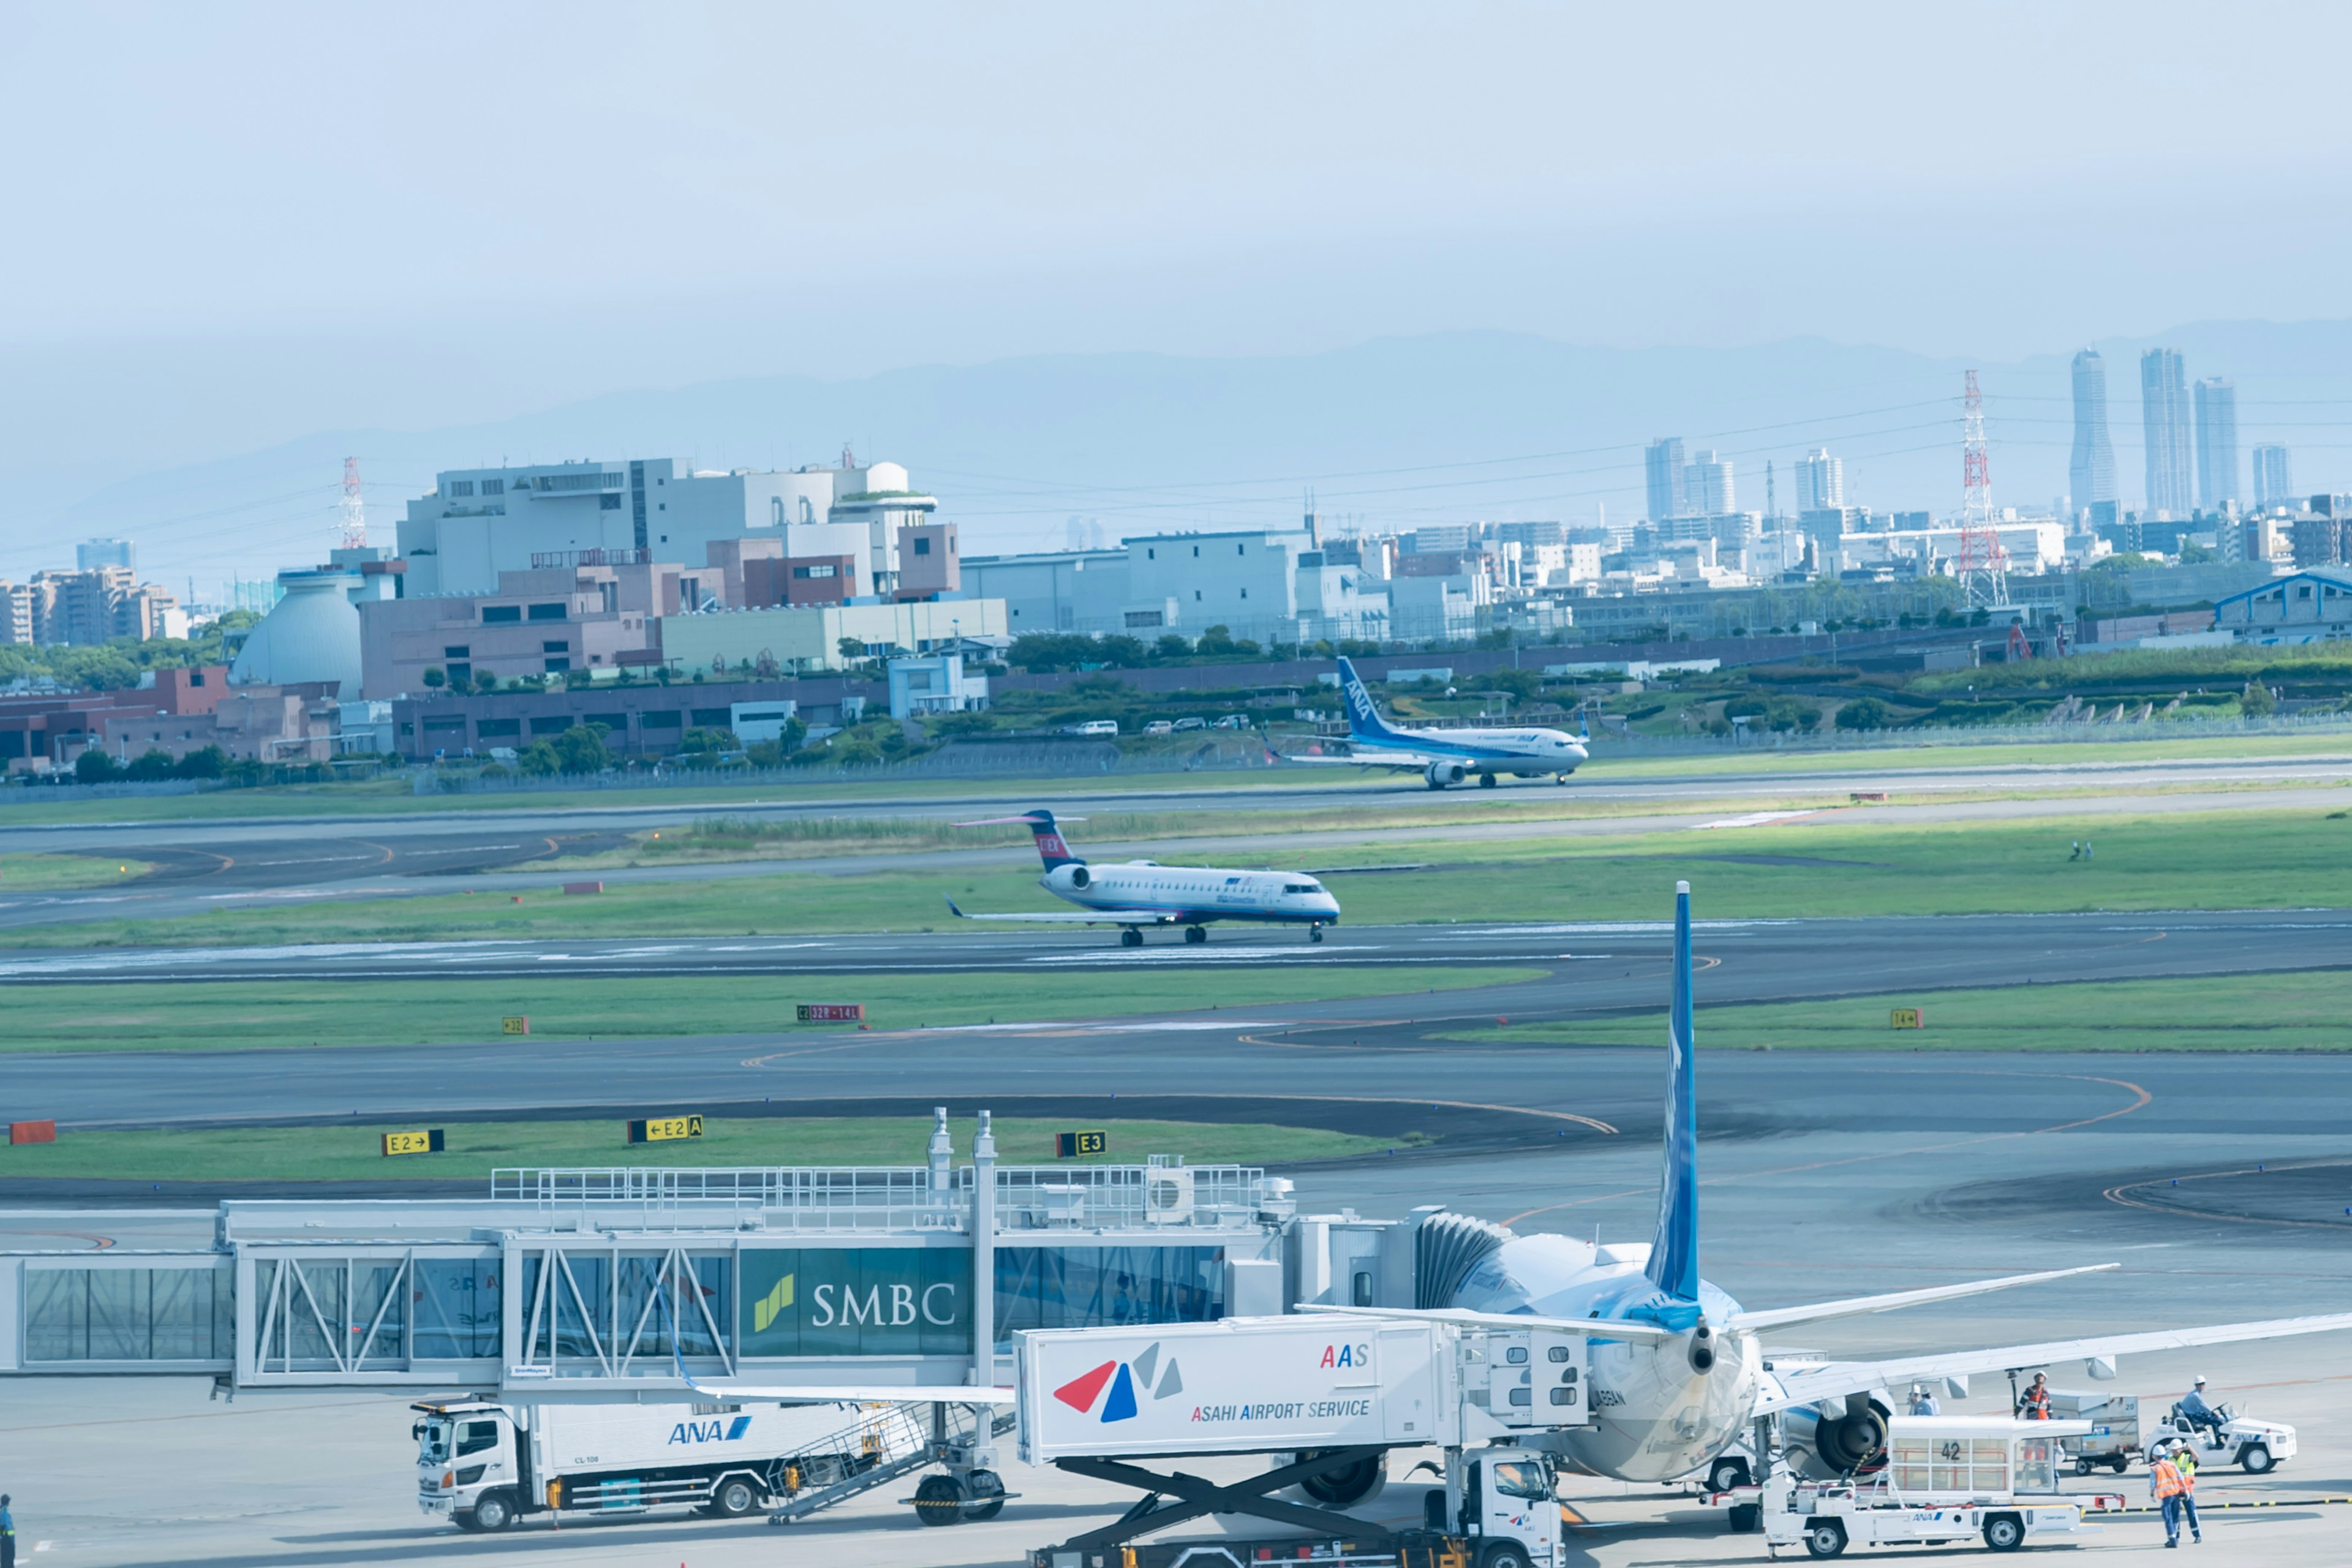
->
[1019,1314,1589,1568]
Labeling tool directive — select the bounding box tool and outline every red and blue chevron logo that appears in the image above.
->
[1052,1341,1182,1423]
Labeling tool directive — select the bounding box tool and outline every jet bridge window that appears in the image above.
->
[24,1263,234,1363]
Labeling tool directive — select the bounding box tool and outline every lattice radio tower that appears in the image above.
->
[339,456,368,549]
[1954,371,2009,608]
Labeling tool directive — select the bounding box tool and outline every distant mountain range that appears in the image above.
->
[23,320,2352,590]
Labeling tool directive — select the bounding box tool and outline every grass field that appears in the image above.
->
[0,853,149,890]
[1448,970,2352,1052]
[0,1115,1415,1183]
[0,967,1537,1054]
[18,805,2352,951]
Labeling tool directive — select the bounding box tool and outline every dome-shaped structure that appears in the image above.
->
[230,570,363,696]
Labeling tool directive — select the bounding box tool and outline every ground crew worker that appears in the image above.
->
[2150,1446,2192,1547]
[1908,1384,1940,1415]
[2,1492,14,1568]
[2175,1441,2204,1542]
[2019,1372,2052,1419]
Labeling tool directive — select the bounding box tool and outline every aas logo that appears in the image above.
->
[1052,1341,1184,1423]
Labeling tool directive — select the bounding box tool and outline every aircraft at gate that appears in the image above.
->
[1304,880,2352,1487]
[944,809,1341,946]
[1283,656,1589,788]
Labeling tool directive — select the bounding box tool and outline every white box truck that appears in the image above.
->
[1018,1314,1588,1568]
[412,1398,918,1532]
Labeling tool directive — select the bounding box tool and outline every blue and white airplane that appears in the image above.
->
[944,809,1342,946]
[1283,657,1589,788]
[1309,881,2352,1487]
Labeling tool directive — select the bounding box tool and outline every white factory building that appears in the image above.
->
[399,457,936,600]
[965,529,1389,644]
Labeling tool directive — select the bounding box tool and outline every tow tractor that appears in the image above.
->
[1751,1417,2125,1558]
[2048,1389,2296,1475]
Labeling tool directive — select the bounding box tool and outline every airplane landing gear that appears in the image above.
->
[1120,927,1144,948]
[1309,924,1324,943]
[1184,925,1207,944]
[1478,772,1498,788]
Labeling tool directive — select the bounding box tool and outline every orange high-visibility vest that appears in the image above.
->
[2154,1458,2187,1499]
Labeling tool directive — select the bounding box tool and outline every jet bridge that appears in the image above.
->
[0,1113,1403,1400]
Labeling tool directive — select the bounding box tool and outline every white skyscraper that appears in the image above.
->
[2253,445,2293,510]
[1683,450,1735,514]
[1794,448,1844,511]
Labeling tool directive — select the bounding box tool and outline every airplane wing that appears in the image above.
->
[1278,750,1444,772]
[943,895,1175,926]
[1758,1311,2352,1414]
[1295,1302,1682,1343]
[1727,1265,2118,1334]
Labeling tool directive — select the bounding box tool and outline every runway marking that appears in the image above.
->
[1501,1068,2152,1228]
[0,1229,113,1251]
[354,839,396,868]
[2104,1156,2352,1230]
[1694,810,1820,829]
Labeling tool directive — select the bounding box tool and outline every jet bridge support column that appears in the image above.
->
[971,1110,996,1389]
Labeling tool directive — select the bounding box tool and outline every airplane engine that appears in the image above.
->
[1425,760,1468,789]
[1782,1392,1890,1479]
[1064,865,1091,890]
[1686,1323,1717,1374]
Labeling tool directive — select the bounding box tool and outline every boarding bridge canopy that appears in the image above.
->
[1,1159,1305,1398]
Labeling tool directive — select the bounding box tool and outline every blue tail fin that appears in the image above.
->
[1645,880,1700,1302]
[1335,657,1401,741]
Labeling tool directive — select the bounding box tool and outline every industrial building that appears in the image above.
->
[398,456,937,601]
[2213,567,2352,643]
[389,674,872,757]
[964,526,1389,645]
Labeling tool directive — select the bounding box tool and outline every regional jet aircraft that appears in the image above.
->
[1282,656,1588,788]
[1305,881,2352,1490]
[943,809,1340,946]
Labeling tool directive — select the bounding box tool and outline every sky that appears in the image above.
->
[4,1,2349,582]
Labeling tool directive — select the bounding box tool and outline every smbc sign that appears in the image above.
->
[738,1246,970,1357]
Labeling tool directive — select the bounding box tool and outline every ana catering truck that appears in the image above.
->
[1018,1314,1591,1568]
[412,1398,918,1532]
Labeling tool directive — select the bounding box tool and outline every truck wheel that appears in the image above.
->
[1477,1543,1531,1568]
[914,1474,963,1526]
[961,1469,1007,1522]
[1728,1502,1762,1534]
[1803,1518,1848,1558]
[2109,1457,2130,1474]
[470,1491,516,1533]
[1983,1512,2025,1551]
[710,1476,759,1517]
[2241,1443,2274,1474]
[2075,1457,2095,1476]
[451,1511,483,1533]
[1707,1455,1751,1492]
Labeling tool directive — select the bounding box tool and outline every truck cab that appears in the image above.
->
[415,1401,524,1531]
[1428,1449,1562,1568]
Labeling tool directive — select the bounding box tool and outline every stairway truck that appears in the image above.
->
[1019,1316,1587,1568]
[412,1399,903,1532]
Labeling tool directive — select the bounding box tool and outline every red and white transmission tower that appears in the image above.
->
[339,456,368,549]
[1953,371,2009,609]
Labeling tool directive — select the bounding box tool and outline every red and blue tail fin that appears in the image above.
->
[1645,880,1701,1303]
[954,809,1084,869]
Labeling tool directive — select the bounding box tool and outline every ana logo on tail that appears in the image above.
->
[1052,1341,1184,1423]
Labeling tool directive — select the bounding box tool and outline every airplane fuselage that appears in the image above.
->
[1345,726,1588,778]
[1455,1233,1760,1482]
[1041,861,1341,925]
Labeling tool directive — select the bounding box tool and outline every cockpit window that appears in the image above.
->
[1283,883,1317,894]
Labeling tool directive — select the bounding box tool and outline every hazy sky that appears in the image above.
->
[4,1,2348,576]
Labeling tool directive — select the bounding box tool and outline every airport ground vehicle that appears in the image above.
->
[1017,1314,1579,1567]
[413,1398,922,1531]
[2048,1389,2296,1474]
[1758,1418,2124,1558]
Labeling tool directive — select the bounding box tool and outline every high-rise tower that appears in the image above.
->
[2068,350,2117,511]
[2253,445,2294,509]
[1645,437,1687,521]
[2141,349,2194,516]
[2194,378,2239,511]
[1795,447,1844,511]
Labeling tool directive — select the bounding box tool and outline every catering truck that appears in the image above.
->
[1017,1314,1588,1568]
[412,1398,919,1531]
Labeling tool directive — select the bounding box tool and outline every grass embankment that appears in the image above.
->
[1573,729,2352,780]
[0,967,1537,1055]
[0,1115,1413,1183]
[0,854,150,889]
[19,806,2352,951]
[1450,971,2352,1053]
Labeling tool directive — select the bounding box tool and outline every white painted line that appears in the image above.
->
[1693,810,1820,830]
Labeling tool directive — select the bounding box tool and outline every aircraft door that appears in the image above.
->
[1488,1330,1587,1428]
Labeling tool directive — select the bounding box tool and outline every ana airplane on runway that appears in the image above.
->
[943,808,1341,946]
[1307,880,2352,1487]
[1283,656,1588,788]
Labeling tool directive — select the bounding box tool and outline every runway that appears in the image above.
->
[2,767,2347,930]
